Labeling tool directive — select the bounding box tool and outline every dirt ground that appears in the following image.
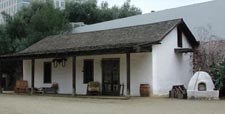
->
[0,94,224,114]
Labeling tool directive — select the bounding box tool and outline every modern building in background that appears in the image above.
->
[0,0,65,24]
[49,0,65,10]
[64,0,89,3]
[0,0,30,23]
[74,0,224,41]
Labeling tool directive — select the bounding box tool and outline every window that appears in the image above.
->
[56,1,59,7]
[61,2,64,7]
[44,62,52,83]
[83,59,94,84]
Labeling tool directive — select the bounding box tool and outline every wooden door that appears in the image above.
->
[102,59,120,96]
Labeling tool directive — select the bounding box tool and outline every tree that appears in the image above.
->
[0,1,71,54]
[0,24,11,54]
[118,0,142,18]
[0,12,27,53]
[27,1,71,43]
[0,1,72,89]
[65,0,142,24]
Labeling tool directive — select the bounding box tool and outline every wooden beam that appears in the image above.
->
[178,22,200,48]
[174,48,194,53]
[126,53,131,97]
[72,56,76,96]
[0,60,2,93]
[0,46,152,60]
[177,26,183,47]
[31,59,35,94]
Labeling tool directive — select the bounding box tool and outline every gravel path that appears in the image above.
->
[0,94,224,114]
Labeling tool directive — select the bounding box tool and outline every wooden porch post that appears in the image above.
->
[31,59,35,94]
[0,60,2,93]
[72,56,76,96]
[126,53,131,97]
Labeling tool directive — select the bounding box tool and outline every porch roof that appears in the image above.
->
[0,19,198,59]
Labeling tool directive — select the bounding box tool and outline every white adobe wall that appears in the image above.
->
[76,53,152,96]
[23,58,73,94]
[23,53,152,96]
[152,28,193,96]
[131,53,152,96]
[75,54,127,95]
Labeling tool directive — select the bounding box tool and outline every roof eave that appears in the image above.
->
[178,20,200,48]
[0,44,154,60]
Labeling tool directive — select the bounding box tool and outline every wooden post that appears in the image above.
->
[31,59,35,94]
[72,56,76,96]
[126,53,131,97]
[0,60,2,93]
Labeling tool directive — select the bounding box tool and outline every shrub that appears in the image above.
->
[210,59,225,90]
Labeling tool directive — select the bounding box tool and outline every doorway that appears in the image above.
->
[102,58,120,96]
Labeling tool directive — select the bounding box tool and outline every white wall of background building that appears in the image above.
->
[0,0,28,23]
[74,0,225,41]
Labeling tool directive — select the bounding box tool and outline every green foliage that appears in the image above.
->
[0,12,26,54]
[0,0,141,54]
[65,0,142,24]
[118,0,142,18]
[29,2,70,35]
[210,59,225,90]
[0,1,71,54]
[0,25,10,54]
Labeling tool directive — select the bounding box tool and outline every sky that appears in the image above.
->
[97,0,212,13]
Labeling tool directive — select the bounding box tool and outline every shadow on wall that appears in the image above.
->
[1,60,23,91]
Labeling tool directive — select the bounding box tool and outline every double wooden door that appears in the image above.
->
[102,59,120,96]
